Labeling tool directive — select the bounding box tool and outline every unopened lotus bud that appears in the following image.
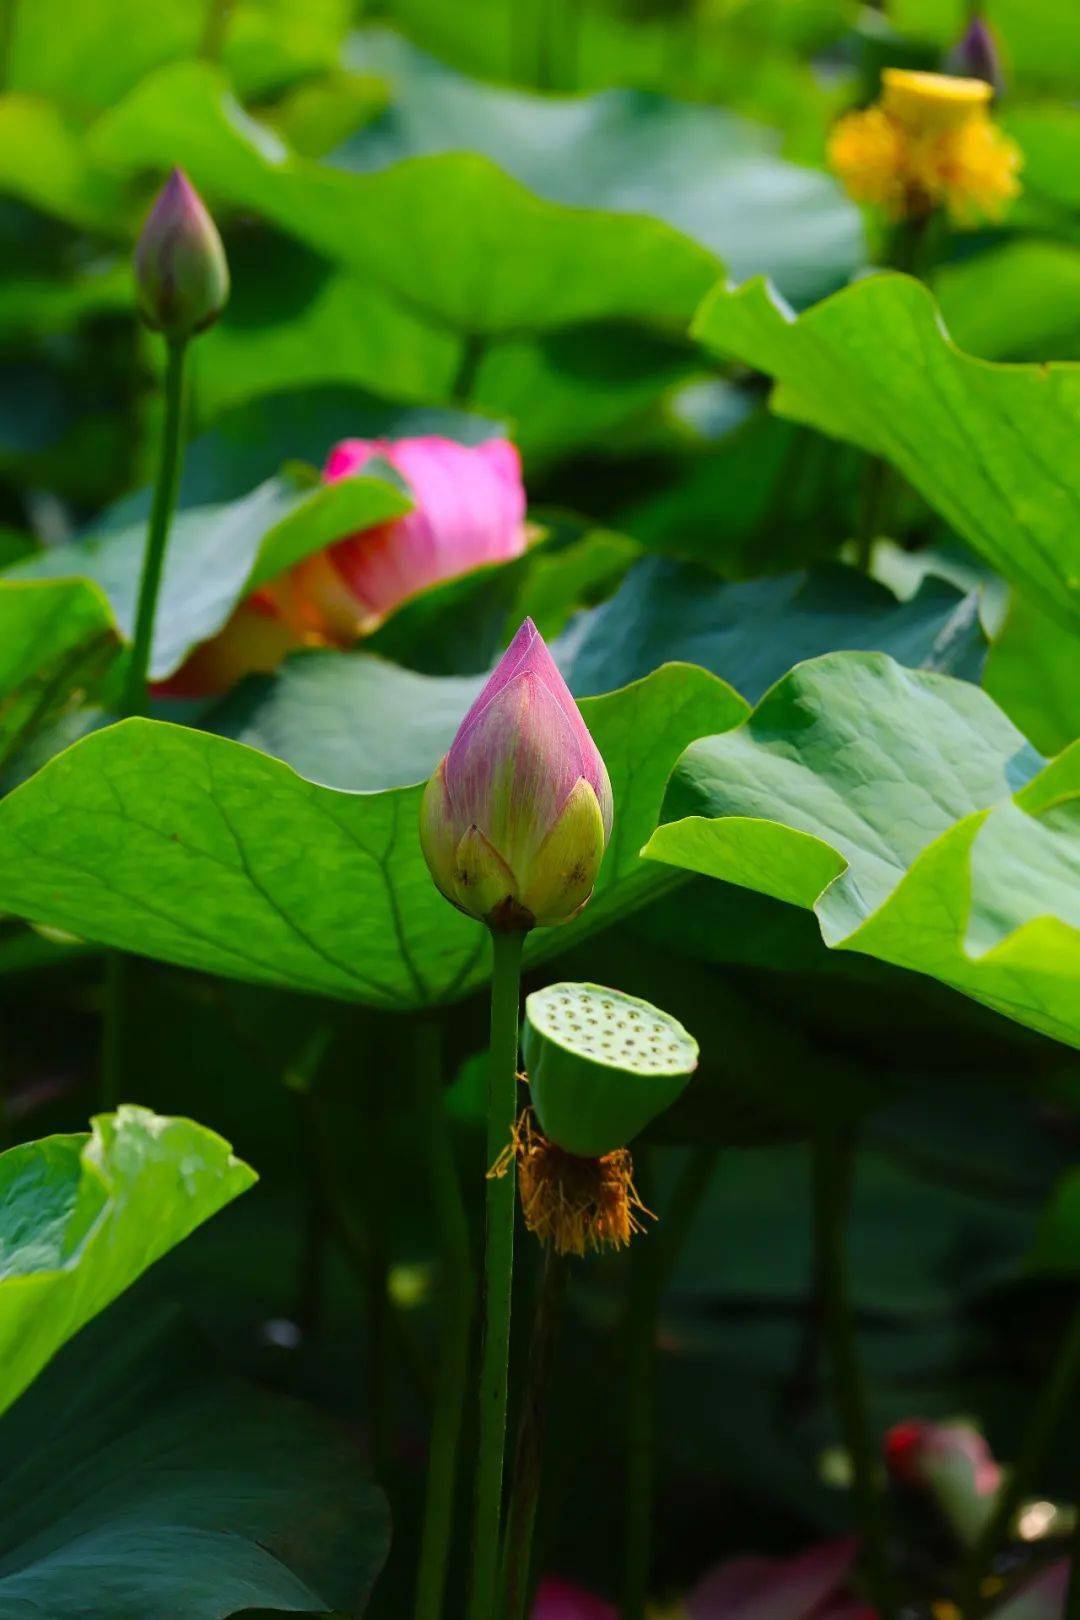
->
[947,16,1004,95]
[523,983,698,1158]
[134,168,229,340]
[420,619,612,932]
[885,1420,1001,1546]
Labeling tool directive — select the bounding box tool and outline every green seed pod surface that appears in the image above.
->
[523,982,698,1158]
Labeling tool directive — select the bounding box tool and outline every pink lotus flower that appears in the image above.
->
[686,1537,872,1620]
[158,434,528,696]
[990,1559,1071,1620]
[134,168,229,339]
[420,618,613,931]
[319,436,528,628]
[885,1420,1001,1546]
[532,1577,616,1619]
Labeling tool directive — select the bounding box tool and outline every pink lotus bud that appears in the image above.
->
[885,1420,1001,1546]
[319,435,528,629]
[420,619,612,932]
[947,16,1005,94]
[532,1577,616,1619]
[133,168,229,340]
[687,1538,867,1620]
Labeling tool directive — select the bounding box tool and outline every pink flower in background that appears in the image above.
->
[532,1577,617,1619]
[989,1559,1071,1620]
[687,1538,873,1620]
[160,435,528,695]
[885,1420,1001,1546]
[320,435,528,627]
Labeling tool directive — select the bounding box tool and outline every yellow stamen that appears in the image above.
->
[489,1109,654,1257]
[828,69,1021,226]
[882,69,992,134]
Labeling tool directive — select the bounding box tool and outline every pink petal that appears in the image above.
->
[688,1539,860,1620]
[532,1577,617,1620]
[323,435,527,620]
[447,620,612,840]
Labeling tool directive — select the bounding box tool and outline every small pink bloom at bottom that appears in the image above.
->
[533,1576,617,1620]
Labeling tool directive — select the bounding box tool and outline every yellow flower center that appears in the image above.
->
[881,69,992,134]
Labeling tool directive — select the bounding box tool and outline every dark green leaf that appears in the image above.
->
[0,1305,389,1616]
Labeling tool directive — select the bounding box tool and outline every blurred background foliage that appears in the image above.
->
[0,0,1076,1615]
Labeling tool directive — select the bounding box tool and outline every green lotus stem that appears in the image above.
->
[414,1017,475,1620]
[622,1144,720,1620]
[453,333,485,407]
[503,1247,569,1620]
[120,338,188,719]
[199,0,234,60]
[962,1303,1080,1620]
[813,1131,896,1620]
[468,927,525,1620]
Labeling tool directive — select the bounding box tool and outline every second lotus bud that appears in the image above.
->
[420,619,612,932]
[133,168,230,341]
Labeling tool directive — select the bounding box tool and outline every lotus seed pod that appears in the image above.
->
[133,168,230,339]
[522,982,698,1158]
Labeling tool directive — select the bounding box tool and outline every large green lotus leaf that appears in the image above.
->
[1003,105,1080,226]
[0,1306,388,1616]
[194,236,692,460]
[209,652,488,789]
[472,322,697,461]
[0,261,130,344]
[88,62,720,338]
[983,592,1080,757]
[191,230,459,423]
[6,472,408,680]
[378,0,850,152]
[356,522,638,677]
[340,30,863,307]
[0,665,745,1008]
[644,653,1080,1047]
[0,95,130,233]
[933,241,1080,363]
[621,404,862,575]
[692,273,1080,631]
[558,557,984,700]
[5,0,352,113]
[0,1106,254,1416]
[0,580,118,769]
[202,558,979,787]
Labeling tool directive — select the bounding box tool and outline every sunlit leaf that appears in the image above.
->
[7,471,408,680]
[644,653,1080,1046]
[342,29,862,307]
[0,666,746,1008]
[0,579,118,770]
[983,592,1080,757]
[693,273,1080,630]
[89,61,720,337]
[0,1106,255,1416]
